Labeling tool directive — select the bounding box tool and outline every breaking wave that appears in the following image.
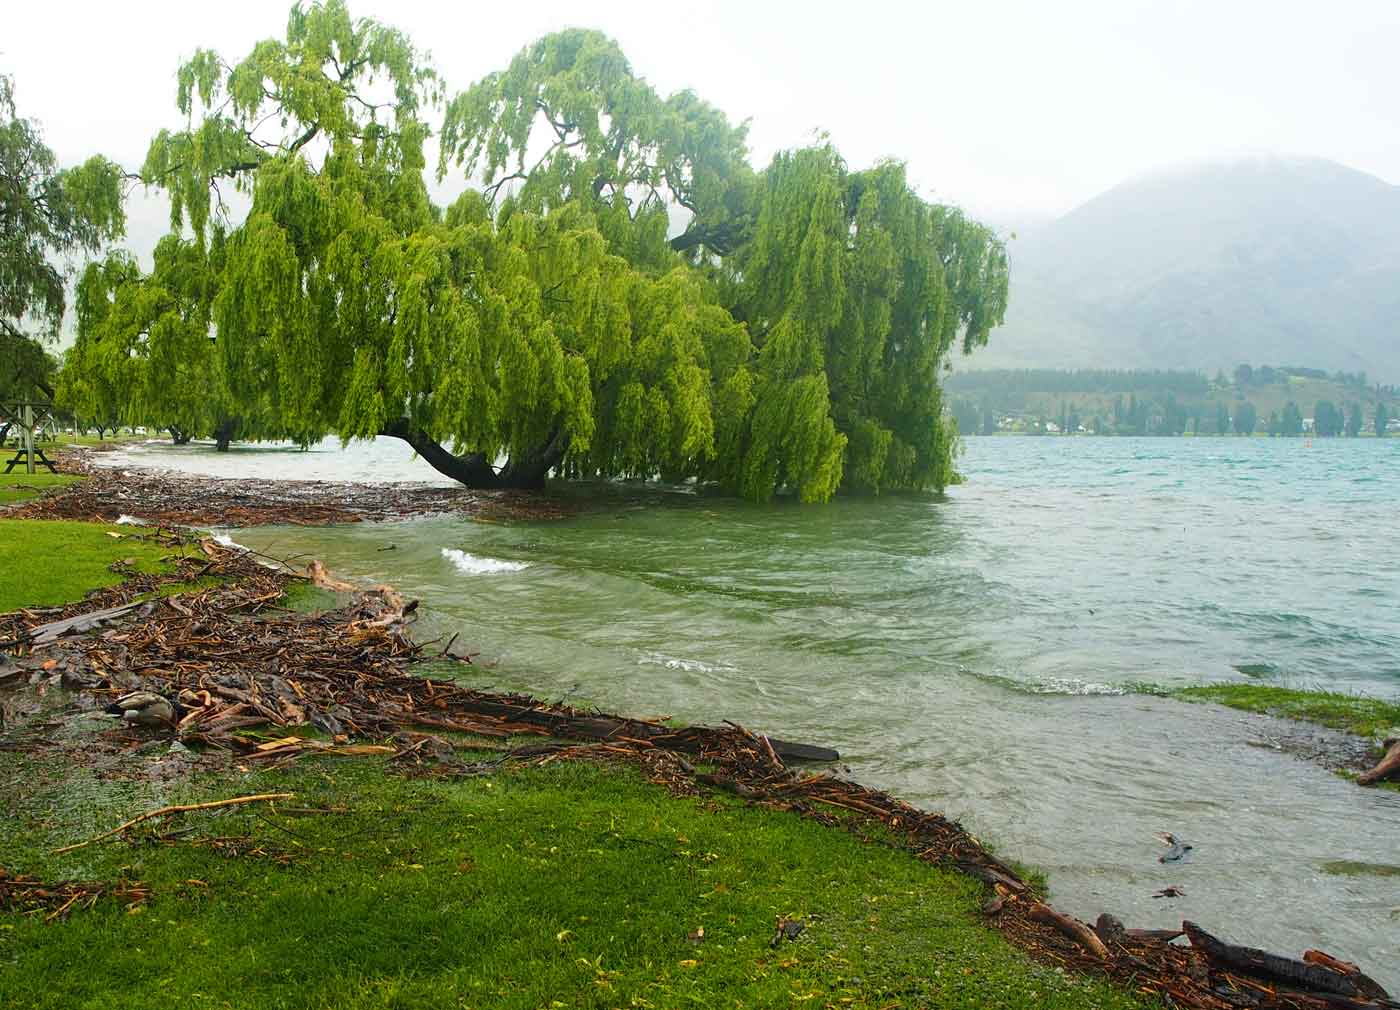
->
[441,548,530,575]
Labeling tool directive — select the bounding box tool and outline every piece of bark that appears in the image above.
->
[1302,950,1391,1002]
[1095,913,1128,945]
[27,603,143,645]
[1125,928,1185,943]
[1357,739,1400,786]
[1028,902,1110,959]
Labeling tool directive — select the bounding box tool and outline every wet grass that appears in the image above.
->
[0,471,85,505]
[0,519,180,612]
[1319,860,1400,878]
[1171,685,1400,793]
[0,751,1151,1010]
[1172,685,1400,741]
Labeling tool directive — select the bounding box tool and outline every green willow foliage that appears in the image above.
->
[1,73,125,401]
[61,3,1008,498]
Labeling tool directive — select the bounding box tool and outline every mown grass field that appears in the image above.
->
[0,471,85,505]
[0,518,181,611]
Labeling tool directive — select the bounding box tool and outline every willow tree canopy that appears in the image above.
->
[59,2,1008,498]
[1,73,125,402]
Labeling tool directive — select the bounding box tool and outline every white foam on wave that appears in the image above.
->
[441,548,529,575]
[638,652,738,675]
[115,514,146,526]
[213,533,250,553]
[1026,677,1127,697]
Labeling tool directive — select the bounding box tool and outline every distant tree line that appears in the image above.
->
[947,368,1210,397]
[948,365,1396,438]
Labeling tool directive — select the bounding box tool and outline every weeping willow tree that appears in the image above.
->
[60,234,255,447]
[441,29,1008,499]
[63,4,1007,499]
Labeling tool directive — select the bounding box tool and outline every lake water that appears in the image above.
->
[98,435,1400,984]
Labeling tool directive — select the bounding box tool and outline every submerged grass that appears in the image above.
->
[0,753,1150,1010]
[0,518,179,612]
[1171,685,1400,741]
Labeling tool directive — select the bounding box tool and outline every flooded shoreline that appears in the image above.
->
[72,436,1400,984]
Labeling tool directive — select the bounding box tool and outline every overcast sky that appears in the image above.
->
[5,0,1399,231]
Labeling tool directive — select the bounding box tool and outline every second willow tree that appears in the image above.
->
[63,3,1008,500]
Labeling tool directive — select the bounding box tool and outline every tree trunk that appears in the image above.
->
[214,418,236,452]
[381,420,568,490]
[497,425,570,490]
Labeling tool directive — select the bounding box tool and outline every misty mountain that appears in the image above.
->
[965,156,1400,383]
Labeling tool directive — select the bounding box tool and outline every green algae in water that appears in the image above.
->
[1321,860,1400,878]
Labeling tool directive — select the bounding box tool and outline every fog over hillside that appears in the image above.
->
[967,156,1400,383]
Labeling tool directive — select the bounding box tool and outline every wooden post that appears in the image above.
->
[21,403,35,476]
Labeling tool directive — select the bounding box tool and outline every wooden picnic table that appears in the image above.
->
[3,446,58,474]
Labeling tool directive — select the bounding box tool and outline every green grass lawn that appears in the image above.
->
[0,754,1148,1010]
[0,519,179,612]
[0,471,85,505]
[1173,685,1400,740]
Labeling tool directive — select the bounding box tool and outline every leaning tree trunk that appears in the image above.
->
[381,420,569,490]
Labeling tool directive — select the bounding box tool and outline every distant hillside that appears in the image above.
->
[966,156,1400,383]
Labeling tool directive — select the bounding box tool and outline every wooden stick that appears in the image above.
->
[54,793,293,854]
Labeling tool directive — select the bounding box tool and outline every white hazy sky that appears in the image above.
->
[5,0,1400,228]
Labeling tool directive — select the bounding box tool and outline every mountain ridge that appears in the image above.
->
[965,156,1400,383]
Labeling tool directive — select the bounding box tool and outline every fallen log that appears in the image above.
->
[1183,921,1367,998]
[1028,902,1111,959]
[1356,738,1400,786]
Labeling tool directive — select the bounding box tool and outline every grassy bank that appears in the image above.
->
[0,750,1146,1010]
[0,518,178,611]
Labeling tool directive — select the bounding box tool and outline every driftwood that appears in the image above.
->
[27,602,144,646]
[1356,738,1400,786]
[307,560,356,592]
[9,454,579,527]
[0,867,149,920]
[442,697,840,763]
[1183,921,1377,999]
[1303,951,1394,1003]
[54,793,294,854]
[1028,902,1110,959]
